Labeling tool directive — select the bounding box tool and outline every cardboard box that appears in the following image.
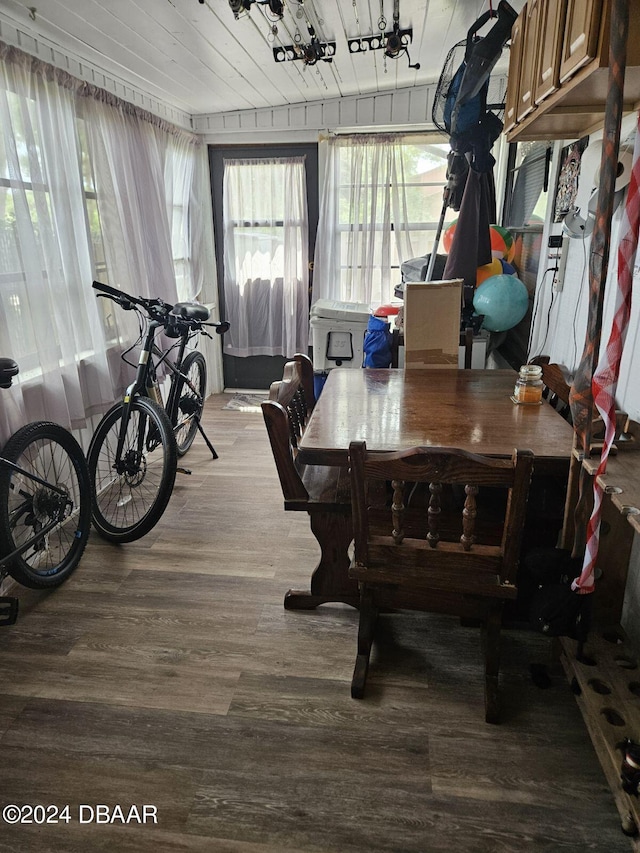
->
[403,280,463,369]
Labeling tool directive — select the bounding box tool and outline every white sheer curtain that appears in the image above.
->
[0,45,114,435]
[222,157,308,358]
[190,144,224,395]
[0,41,216,440]
[313,134,416,307]
[80,98,194,391]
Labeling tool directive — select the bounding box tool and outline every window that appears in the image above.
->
[502,141,551,228]
[314,135,457,307]
[338,140,454,283]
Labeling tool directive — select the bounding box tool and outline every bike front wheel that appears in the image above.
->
[88,396,177,543]
[0,421,91,589]
[171,350,207,456]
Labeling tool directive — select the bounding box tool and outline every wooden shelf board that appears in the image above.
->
[573,451,640,536]
[560,630,640,845]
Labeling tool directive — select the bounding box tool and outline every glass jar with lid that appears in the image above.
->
[512,364,543,405]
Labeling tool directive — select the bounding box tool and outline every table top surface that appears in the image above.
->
[298,368,575,466]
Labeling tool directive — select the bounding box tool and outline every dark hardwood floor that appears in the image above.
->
[0,395,632,852]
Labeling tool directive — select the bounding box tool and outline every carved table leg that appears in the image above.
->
[284,509,359,609]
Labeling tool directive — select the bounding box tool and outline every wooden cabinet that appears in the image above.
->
[503,7,526,133]
[516,0,542,121]
[559,0,604,83]
[506,0,640,142]
[534,0,567,103]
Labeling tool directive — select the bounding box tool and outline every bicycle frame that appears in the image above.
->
[92,279,227,467]
[113,318,165,469]
[153,332,199,422]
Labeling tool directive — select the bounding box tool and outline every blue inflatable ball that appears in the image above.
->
[473,274,529,332]
[499,259,517,276]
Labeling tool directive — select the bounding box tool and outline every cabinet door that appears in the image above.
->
[517,0,542,121]
[504,7,526,133]
[559,0,604,83]
[534,0,567,103]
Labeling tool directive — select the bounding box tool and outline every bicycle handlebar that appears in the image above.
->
[92,281,230,334]
[92,280,171,320]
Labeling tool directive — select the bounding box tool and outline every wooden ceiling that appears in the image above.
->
[0,0,525,120]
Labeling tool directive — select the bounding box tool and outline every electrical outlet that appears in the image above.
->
[553,237,569,292]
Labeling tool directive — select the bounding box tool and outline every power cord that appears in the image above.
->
[528,267,555,359]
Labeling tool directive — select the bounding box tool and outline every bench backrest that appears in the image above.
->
[262,360,310,507]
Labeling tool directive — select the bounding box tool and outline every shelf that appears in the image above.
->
[577,449,640,537]
[560,630,640,844]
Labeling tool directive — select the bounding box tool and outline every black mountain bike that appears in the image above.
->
[0,358,91,625]
[88,281,229,543]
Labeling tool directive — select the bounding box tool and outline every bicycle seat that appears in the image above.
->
[171,303,210,322]
[0,358,19,389]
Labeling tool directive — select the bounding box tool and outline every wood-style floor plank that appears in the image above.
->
[0,395,632,852]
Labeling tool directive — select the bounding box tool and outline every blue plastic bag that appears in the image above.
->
[363,316,392,368]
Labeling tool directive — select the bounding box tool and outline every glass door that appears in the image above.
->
[209,144,318,390]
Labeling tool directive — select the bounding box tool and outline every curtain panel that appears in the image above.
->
[222,157,309,358]
[0,41,216,439]
[313,134,416,308]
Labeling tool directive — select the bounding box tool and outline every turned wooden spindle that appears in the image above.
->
[461,483,478,550]
[427,481,442,548]
[391,479,405,544]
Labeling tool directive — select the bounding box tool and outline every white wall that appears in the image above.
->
[527,112,640,645]
[528,113,640,420]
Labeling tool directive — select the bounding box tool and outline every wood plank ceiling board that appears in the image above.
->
[0,0,528,120]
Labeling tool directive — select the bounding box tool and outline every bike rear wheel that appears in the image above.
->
[171,350,206,456]
[0,422,91,589]
[88,396,177,543]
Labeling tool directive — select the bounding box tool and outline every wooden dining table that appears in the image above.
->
[285,367,575,610]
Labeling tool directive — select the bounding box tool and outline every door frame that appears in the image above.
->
[208,143,319,390]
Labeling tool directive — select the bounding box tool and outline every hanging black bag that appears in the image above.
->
[524,547,592,642]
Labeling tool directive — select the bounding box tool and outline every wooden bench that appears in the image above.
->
[261,356,357,608]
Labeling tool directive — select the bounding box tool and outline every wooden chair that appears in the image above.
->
[348,440,534,723]
[261,357,355,608]
[292,352,316,416]
[529,356,572,422]
[462,326,474,369]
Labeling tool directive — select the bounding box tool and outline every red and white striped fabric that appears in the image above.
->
[573,112,640,593]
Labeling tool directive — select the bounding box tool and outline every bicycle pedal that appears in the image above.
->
[176,466,192,475]
[0,596,19,627]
